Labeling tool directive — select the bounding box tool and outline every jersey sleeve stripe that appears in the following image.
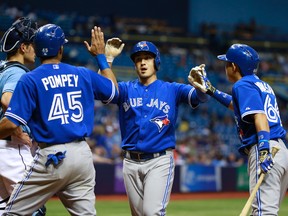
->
[187,88,195,108]
[5,112,27,125]
[102,80,116,104]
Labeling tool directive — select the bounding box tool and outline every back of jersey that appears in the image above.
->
[6,62,116,144]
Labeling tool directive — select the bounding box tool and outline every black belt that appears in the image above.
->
[124,150,167,161]
[38,137,86,149]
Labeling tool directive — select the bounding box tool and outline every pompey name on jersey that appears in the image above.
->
[41,74,79,91]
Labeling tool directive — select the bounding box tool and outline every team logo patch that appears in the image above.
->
[150,115,170,132]
[137,41,149,51]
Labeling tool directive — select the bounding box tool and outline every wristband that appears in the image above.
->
[257,130,270,151]
[95,54,109,70]
[106,56,114,63]
[211,89,232,107]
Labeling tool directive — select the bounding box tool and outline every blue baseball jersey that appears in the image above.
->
[5,63,118,144]
[0,64,26,118]
[112,79,206,153]
[232,74,286,154]
[0,61,31,135]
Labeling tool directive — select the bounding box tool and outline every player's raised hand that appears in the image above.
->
[105,38,125,63]
[188,64,207,92]
[84,26,105,56]
[188,64,216,96]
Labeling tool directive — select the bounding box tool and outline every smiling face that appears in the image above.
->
[133,51,157,85]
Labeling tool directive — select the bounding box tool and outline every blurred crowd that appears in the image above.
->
[1,4,288,167]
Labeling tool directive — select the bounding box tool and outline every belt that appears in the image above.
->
[124,150,167,161]
[38,137,86,149]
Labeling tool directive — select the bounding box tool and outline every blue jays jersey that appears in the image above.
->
[5,63,118,144]
[232,75,286,154]
[112,79,207,153]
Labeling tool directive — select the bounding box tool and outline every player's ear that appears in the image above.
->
[59,46,64,57]
[232,63,238,72]
[19,43,27,53]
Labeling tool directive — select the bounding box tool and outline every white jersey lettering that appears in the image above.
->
[129,98,142,107]
[255,82,274,95]
[41,74,79,91]
[124,97,171,113]
[147,98,159,108]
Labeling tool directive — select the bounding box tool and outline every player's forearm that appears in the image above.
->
[101,68,119,92]
[195,88,209,103]
[0,117,17,139]
[95,54,119,92]
[210,89,233,110]
[254,113,270,132]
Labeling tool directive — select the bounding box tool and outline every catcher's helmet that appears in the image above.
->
[217,44,260,76]
[0,17,38,53]
[130,41,161,71]
[34,24,68,57]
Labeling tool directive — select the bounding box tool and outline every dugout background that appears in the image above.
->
[2,0,288,36]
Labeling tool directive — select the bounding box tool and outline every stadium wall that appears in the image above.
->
[94,163,248,195]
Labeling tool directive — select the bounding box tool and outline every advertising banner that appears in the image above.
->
[180,165,219,192]
[236,165,249,191]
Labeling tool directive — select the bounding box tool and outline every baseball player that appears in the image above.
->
[103,40,209,215]
[188,44,288,215]
[0,17,46,216]
[0,24,118,215]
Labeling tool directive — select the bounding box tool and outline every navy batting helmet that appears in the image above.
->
[34,24,68,57]
[130,41,161,70]
[0,17,38,53]
[217,44,260,76]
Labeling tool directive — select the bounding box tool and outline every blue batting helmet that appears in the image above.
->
[217,44,260,76]
[130,41,161,70]
[0,17,38,53]
[34,24,68,57]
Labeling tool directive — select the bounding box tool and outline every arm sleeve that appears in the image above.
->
[2,67,26,93]
[5,76,36,126]
[176,83,208,108]
[233,84,265,123]
[90,70,118,103]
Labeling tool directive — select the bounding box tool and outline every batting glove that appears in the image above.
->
[188,64,216,95]
[105,37,125,63]
[258,149,274,174]
[45,151,66,167]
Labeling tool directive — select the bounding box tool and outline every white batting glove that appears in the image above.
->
[188,64,207,92]
[105,37,125,63]
[188,64,216,96]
